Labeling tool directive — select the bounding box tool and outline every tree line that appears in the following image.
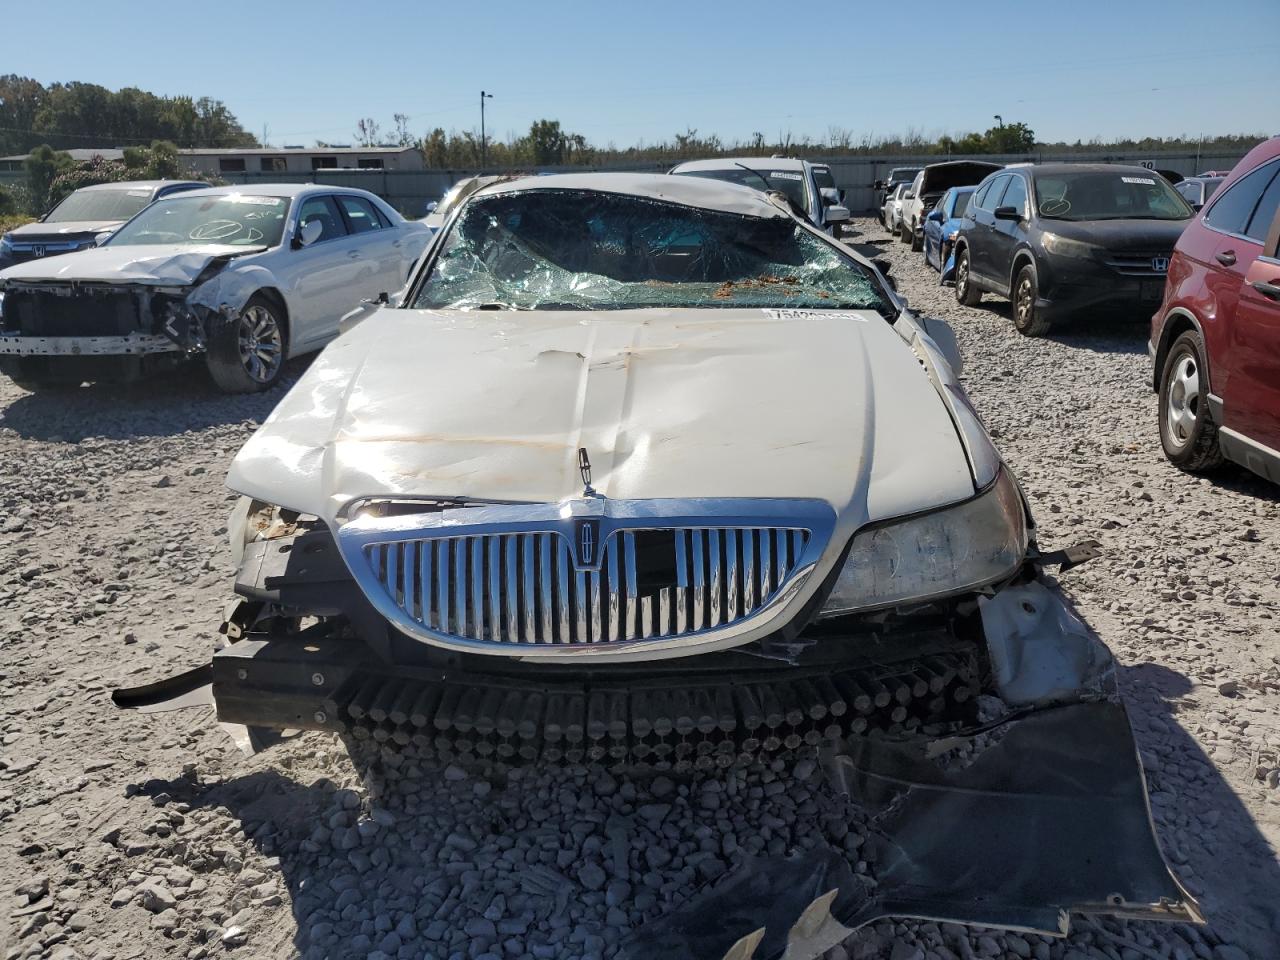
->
[0,75,258,156]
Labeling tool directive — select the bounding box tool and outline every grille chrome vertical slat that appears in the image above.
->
[453,538,467,637]
[606,541,621,642]
[470,538,485,640]
[707,529,722,628]
[504,536,518,641]
[674,530,689,635]
[436,540,450,634]
[759,529,772,602]
[557,538,572,643]
[691,530,705,631]
[486,537,500,642]
[522,534,537,643]
[402,541,416,621]
[725,529,738,622]
[624,532,638,640]
[368,524,812,649]
[539,534,553,644]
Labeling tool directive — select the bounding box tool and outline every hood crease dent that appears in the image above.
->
[227,308,975,538]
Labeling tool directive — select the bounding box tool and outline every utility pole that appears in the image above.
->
[480,90,494,169]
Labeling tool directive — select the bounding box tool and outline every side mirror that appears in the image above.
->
[293,219,324,249]
[926,210,944,223]
[993,206,1022,222]
[825,204,851,224]
[425,201,439,214]
[873,180,885,191]
[94,230,113,246]
[903,192,915,201]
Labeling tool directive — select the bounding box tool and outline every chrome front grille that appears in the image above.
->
[363,526,812,646]
[1102,250,1172,276]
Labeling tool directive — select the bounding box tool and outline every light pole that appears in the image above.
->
[480,90,494,169]
[994,114,1003,129]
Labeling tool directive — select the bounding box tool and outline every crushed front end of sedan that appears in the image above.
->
[116,174,1200,956]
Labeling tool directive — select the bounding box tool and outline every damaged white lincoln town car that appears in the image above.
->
[116,174,1199,953]
[0,184,430,392]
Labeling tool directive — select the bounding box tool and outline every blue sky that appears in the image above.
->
[6,0,1278,148]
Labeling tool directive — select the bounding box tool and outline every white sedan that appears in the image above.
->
[0,184,431,392]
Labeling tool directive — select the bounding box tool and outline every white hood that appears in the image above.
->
[228,307,975,536]
[0,243,262,285]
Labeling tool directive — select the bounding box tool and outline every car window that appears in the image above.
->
[978,176,1009,211]
[1202,160,1279,236]
[674,168,809,212]
[337,195,384,234]
[1175,181,1199,204]
[1033,171,1190,221]
[414,189,892,315]
[812,168,836,191]
[1243,166,1280,242]
[952,189,975,217]
[297,196,349,242]
[44,187,155,223]
[1001,175,1028,215]
[971,181,992,211]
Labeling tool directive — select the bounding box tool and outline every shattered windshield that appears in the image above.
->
[108,194,290,247]
[411,190,891,313]
[45,187,153,223]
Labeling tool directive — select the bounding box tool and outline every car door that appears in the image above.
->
[335,194,403,295]
[969,175,1009,286]
[1201,157,1280,395]
[286,194,364,348]
[987,173,1029,289]
[1221,165,1280,455]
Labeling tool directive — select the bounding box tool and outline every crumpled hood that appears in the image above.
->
[4,218,122,241]
[228,307,975,535]
[0,243,262,286]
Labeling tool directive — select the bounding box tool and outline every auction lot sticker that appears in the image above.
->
[763,309,868,321]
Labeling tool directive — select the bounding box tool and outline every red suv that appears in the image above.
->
[1151,137,1280,484]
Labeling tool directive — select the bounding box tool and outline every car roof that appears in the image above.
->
[471,172,791,219]
[157,183,378,201]
[78,179,206,192]
[1021,163,1171,177]
[670,156,808,173]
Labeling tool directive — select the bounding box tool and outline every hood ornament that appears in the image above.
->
[578,447,597,497]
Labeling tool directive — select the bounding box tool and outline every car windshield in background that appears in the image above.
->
[675,168,808,211]
[412,190,890,314]
[1034,172,1192,221]
[107,195,290,247]
[45,188,153,223]
[953,189,975,216]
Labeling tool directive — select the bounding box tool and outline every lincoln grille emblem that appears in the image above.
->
[32,244,46,258]
[1152,256,1169,273]
[575,518,600,567]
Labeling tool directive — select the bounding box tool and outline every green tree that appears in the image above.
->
[25,144,73,211]
[985,121,1036,153]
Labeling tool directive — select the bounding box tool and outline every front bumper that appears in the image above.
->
[0,333,178,356]
[113,573,1200,952]
[1038,255,1168,319]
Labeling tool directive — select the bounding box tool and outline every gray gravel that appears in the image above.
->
[1,219,1277,959]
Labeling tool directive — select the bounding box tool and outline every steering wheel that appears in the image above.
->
[1039,198,1071,217]
[189,219,244,242]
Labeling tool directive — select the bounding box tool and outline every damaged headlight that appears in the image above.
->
[820,469,1027,616]
[1041,232,1102,260]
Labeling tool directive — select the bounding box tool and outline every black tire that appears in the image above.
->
[830,223,843,240]
[1158,329,1224,472]
[898,220,912,244]
[205,294,288,393]
[955,248,981,305]
[3,359,83,393]
[1011,264,1052,336]
[909,221,922,252]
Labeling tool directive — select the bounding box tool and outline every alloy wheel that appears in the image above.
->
[1015,276,1034,324]
[237,305,284,384]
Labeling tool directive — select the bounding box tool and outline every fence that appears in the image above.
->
[0,149,1252,217]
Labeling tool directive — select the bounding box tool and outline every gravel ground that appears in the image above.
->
[1,217,1277,960]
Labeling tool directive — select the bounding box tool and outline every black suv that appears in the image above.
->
[952,163,1193,335]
